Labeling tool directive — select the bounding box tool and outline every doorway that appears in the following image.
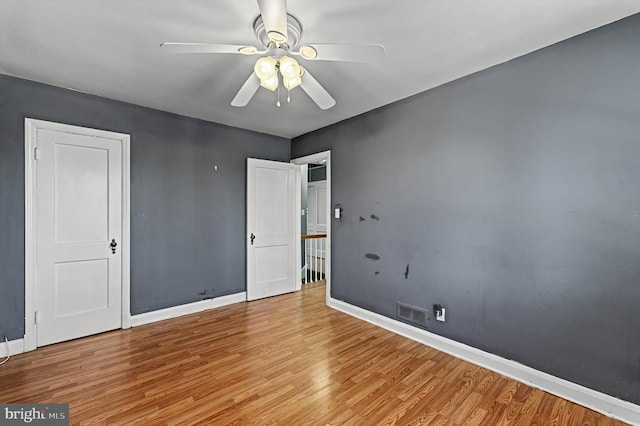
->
[24,119,131,351]
[291,151,331,303]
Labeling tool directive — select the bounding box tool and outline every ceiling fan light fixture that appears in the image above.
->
[260,74,279,91]
[278,56,300,79]
[238,46,258,55]
[267,31,287,43]
[283,75,301,90]
[163,1,383,111]
[299,45,317,60]
[254,56,277,80]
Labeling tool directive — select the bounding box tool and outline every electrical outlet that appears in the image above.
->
[433,304,446,322]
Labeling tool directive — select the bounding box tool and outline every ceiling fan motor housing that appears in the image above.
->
[253,13,302,49]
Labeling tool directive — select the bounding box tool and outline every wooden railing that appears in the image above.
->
[301,234,327,284]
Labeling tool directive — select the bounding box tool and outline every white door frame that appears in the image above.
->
[24,118,131,352]
[291,150,331,303]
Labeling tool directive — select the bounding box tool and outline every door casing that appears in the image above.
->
[24,118,131,352]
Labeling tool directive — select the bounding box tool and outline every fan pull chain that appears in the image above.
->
[276,84,281,107]
[287,89,291,103]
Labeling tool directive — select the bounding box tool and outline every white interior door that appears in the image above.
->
[307,181,327,235]
[247,158,298,301]
[36,128,122,346]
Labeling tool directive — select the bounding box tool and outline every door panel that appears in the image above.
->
[317,185,328,229]
[255,167,289,235]
[255,246,289,282]
[54,144,109,242]
[36,128,122,346]
[54,259,109,316]
[247,158,298,301]
[308,181,328,235]
[308,186,318,226]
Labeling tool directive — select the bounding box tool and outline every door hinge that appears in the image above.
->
[34,147,41,160]
[34,311,39,324]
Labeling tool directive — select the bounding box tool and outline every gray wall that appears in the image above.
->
[0,75,290,340]
[292,14,640,404]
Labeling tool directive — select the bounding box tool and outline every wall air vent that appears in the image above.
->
[396,302,428,327]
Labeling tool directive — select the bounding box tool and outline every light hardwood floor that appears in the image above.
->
[0,281,627,425]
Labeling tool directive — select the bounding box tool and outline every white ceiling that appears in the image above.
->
[1,1,639,139]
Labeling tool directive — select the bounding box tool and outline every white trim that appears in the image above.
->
[328,298,640,425]
[24,120,37,352]
[294,164,302,292]
[291,151,332,303]
[24,118,131,351]
[0,338,25,357]
[131,292,246,327]
[121,134,132,329]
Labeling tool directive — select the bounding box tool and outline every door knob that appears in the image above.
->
[110,239,118,254]
[250,233,255,245]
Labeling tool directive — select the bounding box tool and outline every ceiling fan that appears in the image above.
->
[160,0,384,110]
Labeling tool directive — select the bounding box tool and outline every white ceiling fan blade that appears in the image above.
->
[257,0,288,43]
[298,43,385,63]
[231,72,261,107]
[160,42,260,54]
[300,68,336,110]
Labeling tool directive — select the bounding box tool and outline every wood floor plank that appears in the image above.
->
[0,281,629,425]
[462,407,488,426]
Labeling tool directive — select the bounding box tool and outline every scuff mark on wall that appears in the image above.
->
[198,289,215,300]
[404,264,410,279]
[374,271,380,275]
[370,214,380,221]
[359,216,366,221]
[365,253,380,261]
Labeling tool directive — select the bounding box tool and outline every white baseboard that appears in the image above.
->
[130,292,246,327]
[0,337,25,357]
[328,298,640,425]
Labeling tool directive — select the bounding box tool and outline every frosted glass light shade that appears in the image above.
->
[283,75,301,90]
[299,45,317,60]
[260,74,279,91]
[254,57,277,81]
[268,31,286,43]
[238,46,258,55]
[279,56,300,79]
